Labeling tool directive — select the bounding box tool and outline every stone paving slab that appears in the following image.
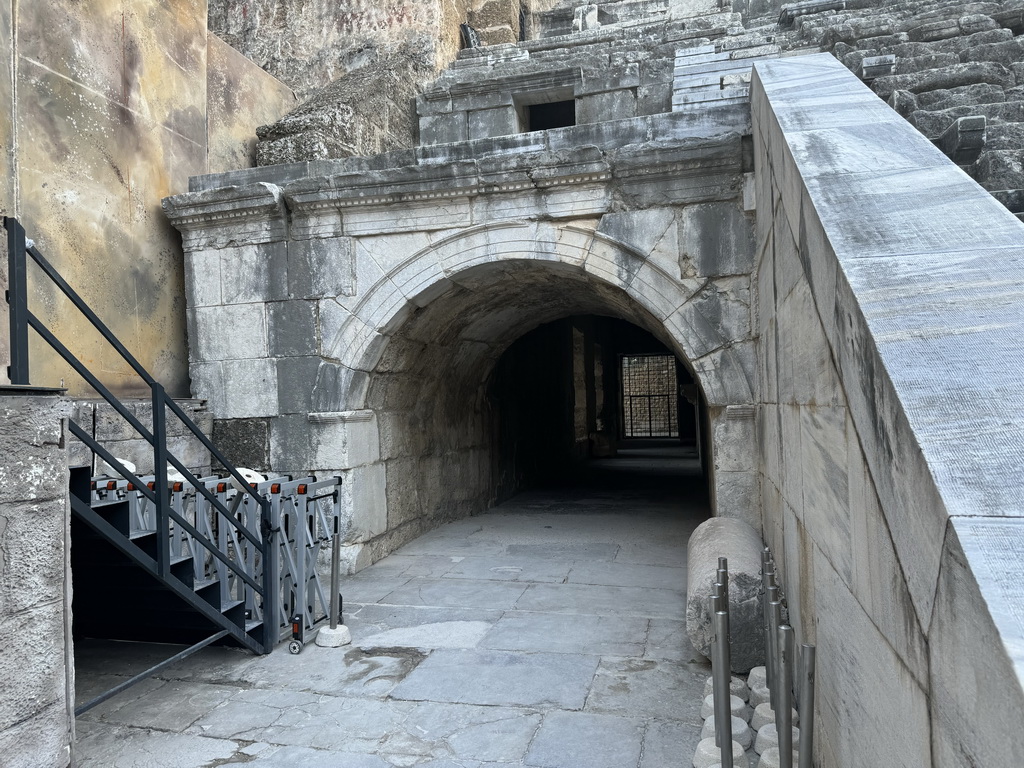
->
[566,560,686,590]
[513,582,687,618]
[390,648,599,709]
[585,657,707,722]
[525,711,645,768]
[441,554,574,583]
[479,611,649,656]
[75,721,239,767]
[380,577,531,610]
[73,448,711,767]
[644,618,701,662]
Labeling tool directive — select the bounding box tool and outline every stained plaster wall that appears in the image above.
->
[753,54,1024,766]
[0,1,294,398]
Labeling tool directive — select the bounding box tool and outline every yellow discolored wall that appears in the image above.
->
[1,0,294,398]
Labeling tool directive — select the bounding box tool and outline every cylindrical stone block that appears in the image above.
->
[748,665,767,690]
[701,694,752,723]
[705,674,751,701]
[693,737,749,768]
[756,747,799,768]
[749,685,771,708]
[687,518,766,672]
[703,715,753,750]
[752,702,799,731]
[755,723,801,755]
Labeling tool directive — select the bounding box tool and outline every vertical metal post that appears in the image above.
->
[5,217,29,385]
[151,383,170,578]
[777,625,795,768]
[798,644,816,768]
[768,587,782,713]
[261,495,277,652]
[330,530,341,630]
[713,608,734,768]
[762,551,774,694]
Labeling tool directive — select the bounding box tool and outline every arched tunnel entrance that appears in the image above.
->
[490,315,707,500]
[351,257,717,556]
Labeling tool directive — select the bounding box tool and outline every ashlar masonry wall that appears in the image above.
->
[753,54,1024,767]
[165,104,764,571]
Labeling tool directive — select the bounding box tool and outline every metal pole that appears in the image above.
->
[5,217,29,385]
[711,593,725,748]
[152,383,170,578]
[330,531,341,630]
[777,625,795,768]
[762,554,774,694]
[713,608,734,768]
[798,644,816,768]
[768,587,781,713]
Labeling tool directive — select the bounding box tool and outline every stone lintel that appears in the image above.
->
[162,182,288,251]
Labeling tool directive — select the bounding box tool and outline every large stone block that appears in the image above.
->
[931,518,1024,766]
[338,461,388,544]
[0,398,69,503]
[216,358,279,419]
[814,552,931,767]
[686,516,765,672]
[191,303,268,362]
[287,237,356,299]
[0,600,68,733]
[268,301,318,358]
[0,701,72,768]
[681,202,755,277]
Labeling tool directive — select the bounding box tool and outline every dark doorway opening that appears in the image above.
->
[489,315,703,501]
[525,100,576,131]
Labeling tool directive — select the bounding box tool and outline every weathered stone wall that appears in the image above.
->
[0,1,293,398]
[67,399,214,477]
[208,0,459,100]
[753,54,1024,767]
[164,92,762,568]
[0,395,73,768]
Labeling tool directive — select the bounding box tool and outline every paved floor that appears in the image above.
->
[74,444,712,767]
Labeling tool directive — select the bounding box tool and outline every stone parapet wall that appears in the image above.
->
[0,395,73,768]
[752,54,1024,766]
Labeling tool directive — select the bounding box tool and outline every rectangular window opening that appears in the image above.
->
[620,354,679,438]
[525,100,576,132]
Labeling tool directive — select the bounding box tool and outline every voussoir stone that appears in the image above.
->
[686,517,766,672]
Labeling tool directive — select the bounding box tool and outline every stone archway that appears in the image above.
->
[306,220,758,567]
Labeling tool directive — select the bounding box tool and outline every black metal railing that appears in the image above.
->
[3,216,277,656]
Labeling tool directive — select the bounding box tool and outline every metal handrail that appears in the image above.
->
[3,216,277,653]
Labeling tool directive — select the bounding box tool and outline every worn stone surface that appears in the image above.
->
[686,517,765,672]
[75,460,710,764]
[0,396,72,767]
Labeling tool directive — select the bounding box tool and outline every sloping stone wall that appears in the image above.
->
[753,53,1024,767]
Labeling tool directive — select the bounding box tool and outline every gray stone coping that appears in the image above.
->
[181,106,751,196]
